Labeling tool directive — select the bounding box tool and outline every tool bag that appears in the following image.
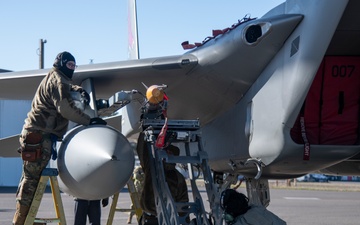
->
[19,131,43,162]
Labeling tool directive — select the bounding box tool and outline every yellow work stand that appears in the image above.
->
[106,178,142,225]
[24,168,66,225]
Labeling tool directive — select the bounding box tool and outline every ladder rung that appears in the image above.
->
[143,119,200,130]
[41,168,59,176]
[115,208,134,212]
[35,218,61,223]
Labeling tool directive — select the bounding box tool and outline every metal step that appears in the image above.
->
[143,120,222,225]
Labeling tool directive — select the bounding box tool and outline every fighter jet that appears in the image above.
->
[1,0,360,216]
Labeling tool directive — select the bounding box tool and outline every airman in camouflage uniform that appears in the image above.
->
[133,166,145,194]
[127,166,145,223]
[136,132,189,225]
[13,52,106,225]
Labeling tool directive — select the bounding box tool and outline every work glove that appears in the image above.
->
[102,198,109,207]
[89,117,107,125]
[80,89,90,105]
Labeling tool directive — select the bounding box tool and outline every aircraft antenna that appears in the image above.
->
[141,82,148,89]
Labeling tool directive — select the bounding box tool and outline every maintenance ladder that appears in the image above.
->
[106,178,143,225]
[142,119,222,225]
[24,168,66,225]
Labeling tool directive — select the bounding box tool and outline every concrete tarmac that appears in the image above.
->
[1,183,360,225]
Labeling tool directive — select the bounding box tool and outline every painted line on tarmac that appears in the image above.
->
[284,197,320,200]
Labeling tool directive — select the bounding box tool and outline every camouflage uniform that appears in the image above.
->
[136,132,189,224]
[133,166,145,194]
[13,52,91,225]
[127,166,145,223]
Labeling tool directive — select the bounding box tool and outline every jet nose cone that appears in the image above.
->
[56,125,134,200]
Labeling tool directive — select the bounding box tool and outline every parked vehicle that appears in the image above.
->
[296,174,329,182]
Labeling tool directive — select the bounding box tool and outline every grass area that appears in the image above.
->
[190,179,360,192]
[269,180,360,192]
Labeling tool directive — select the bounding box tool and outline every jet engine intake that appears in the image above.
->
[245,25,262,43]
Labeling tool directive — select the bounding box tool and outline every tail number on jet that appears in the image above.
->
[331,65,355,78]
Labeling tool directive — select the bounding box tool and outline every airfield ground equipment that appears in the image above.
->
[106,178,143,225]
[24,168,66,225]
[142,119,222,225]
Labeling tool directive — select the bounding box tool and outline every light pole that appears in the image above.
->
[39,39,47,69]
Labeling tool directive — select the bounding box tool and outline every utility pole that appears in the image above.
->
[39,39,47,69]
